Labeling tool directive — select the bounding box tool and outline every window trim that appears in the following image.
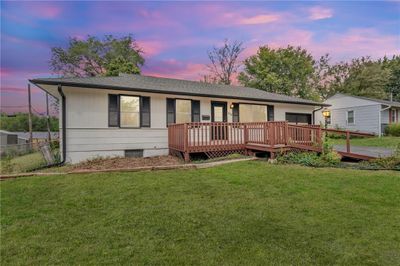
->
[166,98,201,125]
[346,110,355,125]
[108,94,120,127]
[108,94,151,129]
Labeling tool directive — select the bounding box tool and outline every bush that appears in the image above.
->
[358,143,400,170]
[276,151,341,168]
[386,123,400,136]
[359,157,400,170]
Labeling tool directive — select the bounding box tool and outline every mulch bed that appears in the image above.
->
[70,155,183,171]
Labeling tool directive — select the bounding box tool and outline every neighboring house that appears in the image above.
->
[0,130,29,155]
[30,74,327,163]
[14,132,59,143]
[316,93,400,135]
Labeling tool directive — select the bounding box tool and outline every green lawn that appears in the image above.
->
[1,152,46,174]
[328,136,399,148]
[2,161,400,265]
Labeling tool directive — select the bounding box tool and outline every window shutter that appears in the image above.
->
[191,100,200,122]
[140,96,151,127]
[166,98,175,125]
[232,103,239,122]
[108,94,119,127]
[267,105,274,121]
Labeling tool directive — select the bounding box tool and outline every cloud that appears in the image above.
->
[308,6,333,20]
[239,14,281,25]
[136,40,166,57]
[143,59,207,80]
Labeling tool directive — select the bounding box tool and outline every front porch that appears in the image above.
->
[168,121,323,161]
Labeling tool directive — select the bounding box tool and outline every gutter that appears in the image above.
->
[58,84,66,164]
[312,106,324,125]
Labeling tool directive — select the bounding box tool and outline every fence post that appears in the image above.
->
[346,130,350,153]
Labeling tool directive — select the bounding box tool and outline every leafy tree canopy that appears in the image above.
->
[238,46,318,100]
[0,113,59,132]
[50,35,144,77]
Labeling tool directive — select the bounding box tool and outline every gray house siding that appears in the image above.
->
[330,105,381,134]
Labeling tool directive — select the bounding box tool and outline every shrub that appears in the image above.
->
[359,157,400,170]
[386,123,400,136]
[277,150,342,168]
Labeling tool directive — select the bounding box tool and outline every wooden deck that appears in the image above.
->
[168,121,323,161]
[168,121,378,162]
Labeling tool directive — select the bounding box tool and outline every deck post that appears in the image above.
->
[183,123,190,162]
[270,123,275,148]
[317,126,322,147]
[244,124,248,145]
[346,130,350,153]
[285,122,289,145]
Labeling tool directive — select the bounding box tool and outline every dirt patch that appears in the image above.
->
[70,156,183,171]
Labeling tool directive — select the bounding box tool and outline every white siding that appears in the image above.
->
[53,86,317,163]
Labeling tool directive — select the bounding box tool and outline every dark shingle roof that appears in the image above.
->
[333,93,400,108]
[30,74,327,106]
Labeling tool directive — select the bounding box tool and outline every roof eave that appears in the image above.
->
[30,79,329,107]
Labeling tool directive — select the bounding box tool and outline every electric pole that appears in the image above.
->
[46,93,51,143]
[28,83,33,149]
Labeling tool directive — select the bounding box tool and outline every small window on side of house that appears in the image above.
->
[347,110,354,124]
[125,149,143,158]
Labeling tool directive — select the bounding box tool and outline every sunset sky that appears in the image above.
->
[1,1,399,115]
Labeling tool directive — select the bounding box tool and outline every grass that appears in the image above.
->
[328,136,399,148]
[0,152,46,174]
[2,161,400,265]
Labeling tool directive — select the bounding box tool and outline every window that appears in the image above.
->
[347,110,354,125]
[120,96,140,127]
[285,113,312,124]
[239,104,267,122]
[108,95,150,128]
[391,109,396,123]
[125,149,143,158]
[267,105,274,121]
[166,99,200,125]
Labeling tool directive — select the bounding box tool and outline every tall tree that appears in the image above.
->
[238,45,318,100]
[382,55,400,101]
[206,39,244,85]
[50,35,144,77]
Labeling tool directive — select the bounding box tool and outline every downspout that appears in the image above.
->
[312,106,324,125]
[58,84,66,164]
[379,104,391,137]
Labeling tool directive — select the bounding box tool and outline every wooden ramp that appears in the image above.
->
[333,145,394,160]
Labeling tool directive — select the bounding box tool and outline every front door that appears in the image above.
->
[211,101,227,140]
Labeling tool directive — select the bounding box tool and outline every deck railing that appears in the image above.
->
[168,121,323,154]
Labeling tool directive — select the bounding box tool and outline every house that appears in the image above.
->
[0,130,29,156]
[30,74,328,163]
[14,132,59,143]
[316,93,400,135]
